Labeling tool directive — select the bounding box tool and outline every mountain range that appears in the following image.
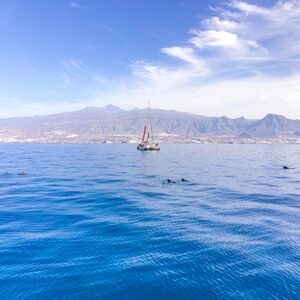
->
[0,105,300,143]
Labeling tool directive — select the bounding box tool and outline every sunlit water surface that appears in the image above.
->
[0,144,299,299]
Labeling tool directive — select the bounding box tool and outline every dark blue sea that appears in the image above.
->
[0,144,299,299]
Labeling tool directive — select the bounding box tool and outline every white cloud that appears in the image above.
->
[203,17,238,30]
[231,0,300,16]
[230,1,270,15]
[161,47,201,65]
[96,72,300,120]
[69,2,89,10]
[105,0,300,119]
[190,29,268,60]
[131,61,199,88]
[4,1,300,119]
[191,29,247,49]
[48,0,299,120]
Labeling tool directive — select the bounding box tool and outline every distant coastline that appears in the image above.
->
[0,139,299,144]
[0,105,300,144]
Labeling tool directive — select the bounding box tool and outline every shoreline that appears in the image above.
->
[0,140,300,145]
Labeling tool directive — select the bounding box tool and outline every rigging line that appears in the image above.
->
[148,101,154,143]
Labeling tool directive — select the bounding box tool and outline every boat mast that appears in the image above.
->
[148,101,154,144]
[140,103,150,144]
[141,126,147,143]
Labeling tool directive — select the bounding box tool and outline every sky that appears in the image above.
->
[0,0,300,119]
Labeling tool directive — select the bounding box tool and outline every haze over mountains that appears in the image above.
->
[0,105,300,143]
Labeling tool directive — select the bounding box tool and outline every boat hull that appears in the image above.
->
[137,144,160,151]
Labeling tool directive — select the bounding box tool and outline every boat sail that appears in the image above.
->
[137,104,160,151]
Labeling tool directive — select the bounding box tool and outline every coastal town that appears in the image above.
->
[0,130,300,144]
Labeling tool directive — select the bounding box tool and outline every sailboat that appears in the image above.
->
[137,104,160,151]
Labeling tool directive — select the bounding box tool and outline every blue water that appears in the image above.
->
[0,144,299,299]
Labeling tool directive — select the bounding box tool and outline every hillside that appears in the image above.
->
[0,105,300,143]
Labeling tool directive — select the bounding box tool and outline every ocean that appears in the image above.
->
[0,144,299,299]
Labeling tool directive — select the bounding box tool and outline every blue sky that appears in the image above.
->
[0,0,300,118]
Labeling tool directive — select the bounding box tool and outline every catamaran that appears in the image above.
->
[137,104,160,151]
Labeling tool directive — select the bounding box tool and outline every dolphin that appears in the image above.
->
[162,178,176,184]
[17,172,27,176]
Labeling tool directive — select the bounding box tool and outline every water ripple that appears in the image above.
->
[0,144,299,299]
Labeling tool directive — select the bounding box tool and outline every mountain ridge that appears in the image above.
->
[0,105,300,143]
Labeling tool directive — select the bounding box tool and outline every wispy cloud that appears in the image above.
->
[80,0,298,119]
[69,2,90,10]
[60,58,114,87]
[11,1,300,119]
[161,47,204,66]
[93,22,123,40]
